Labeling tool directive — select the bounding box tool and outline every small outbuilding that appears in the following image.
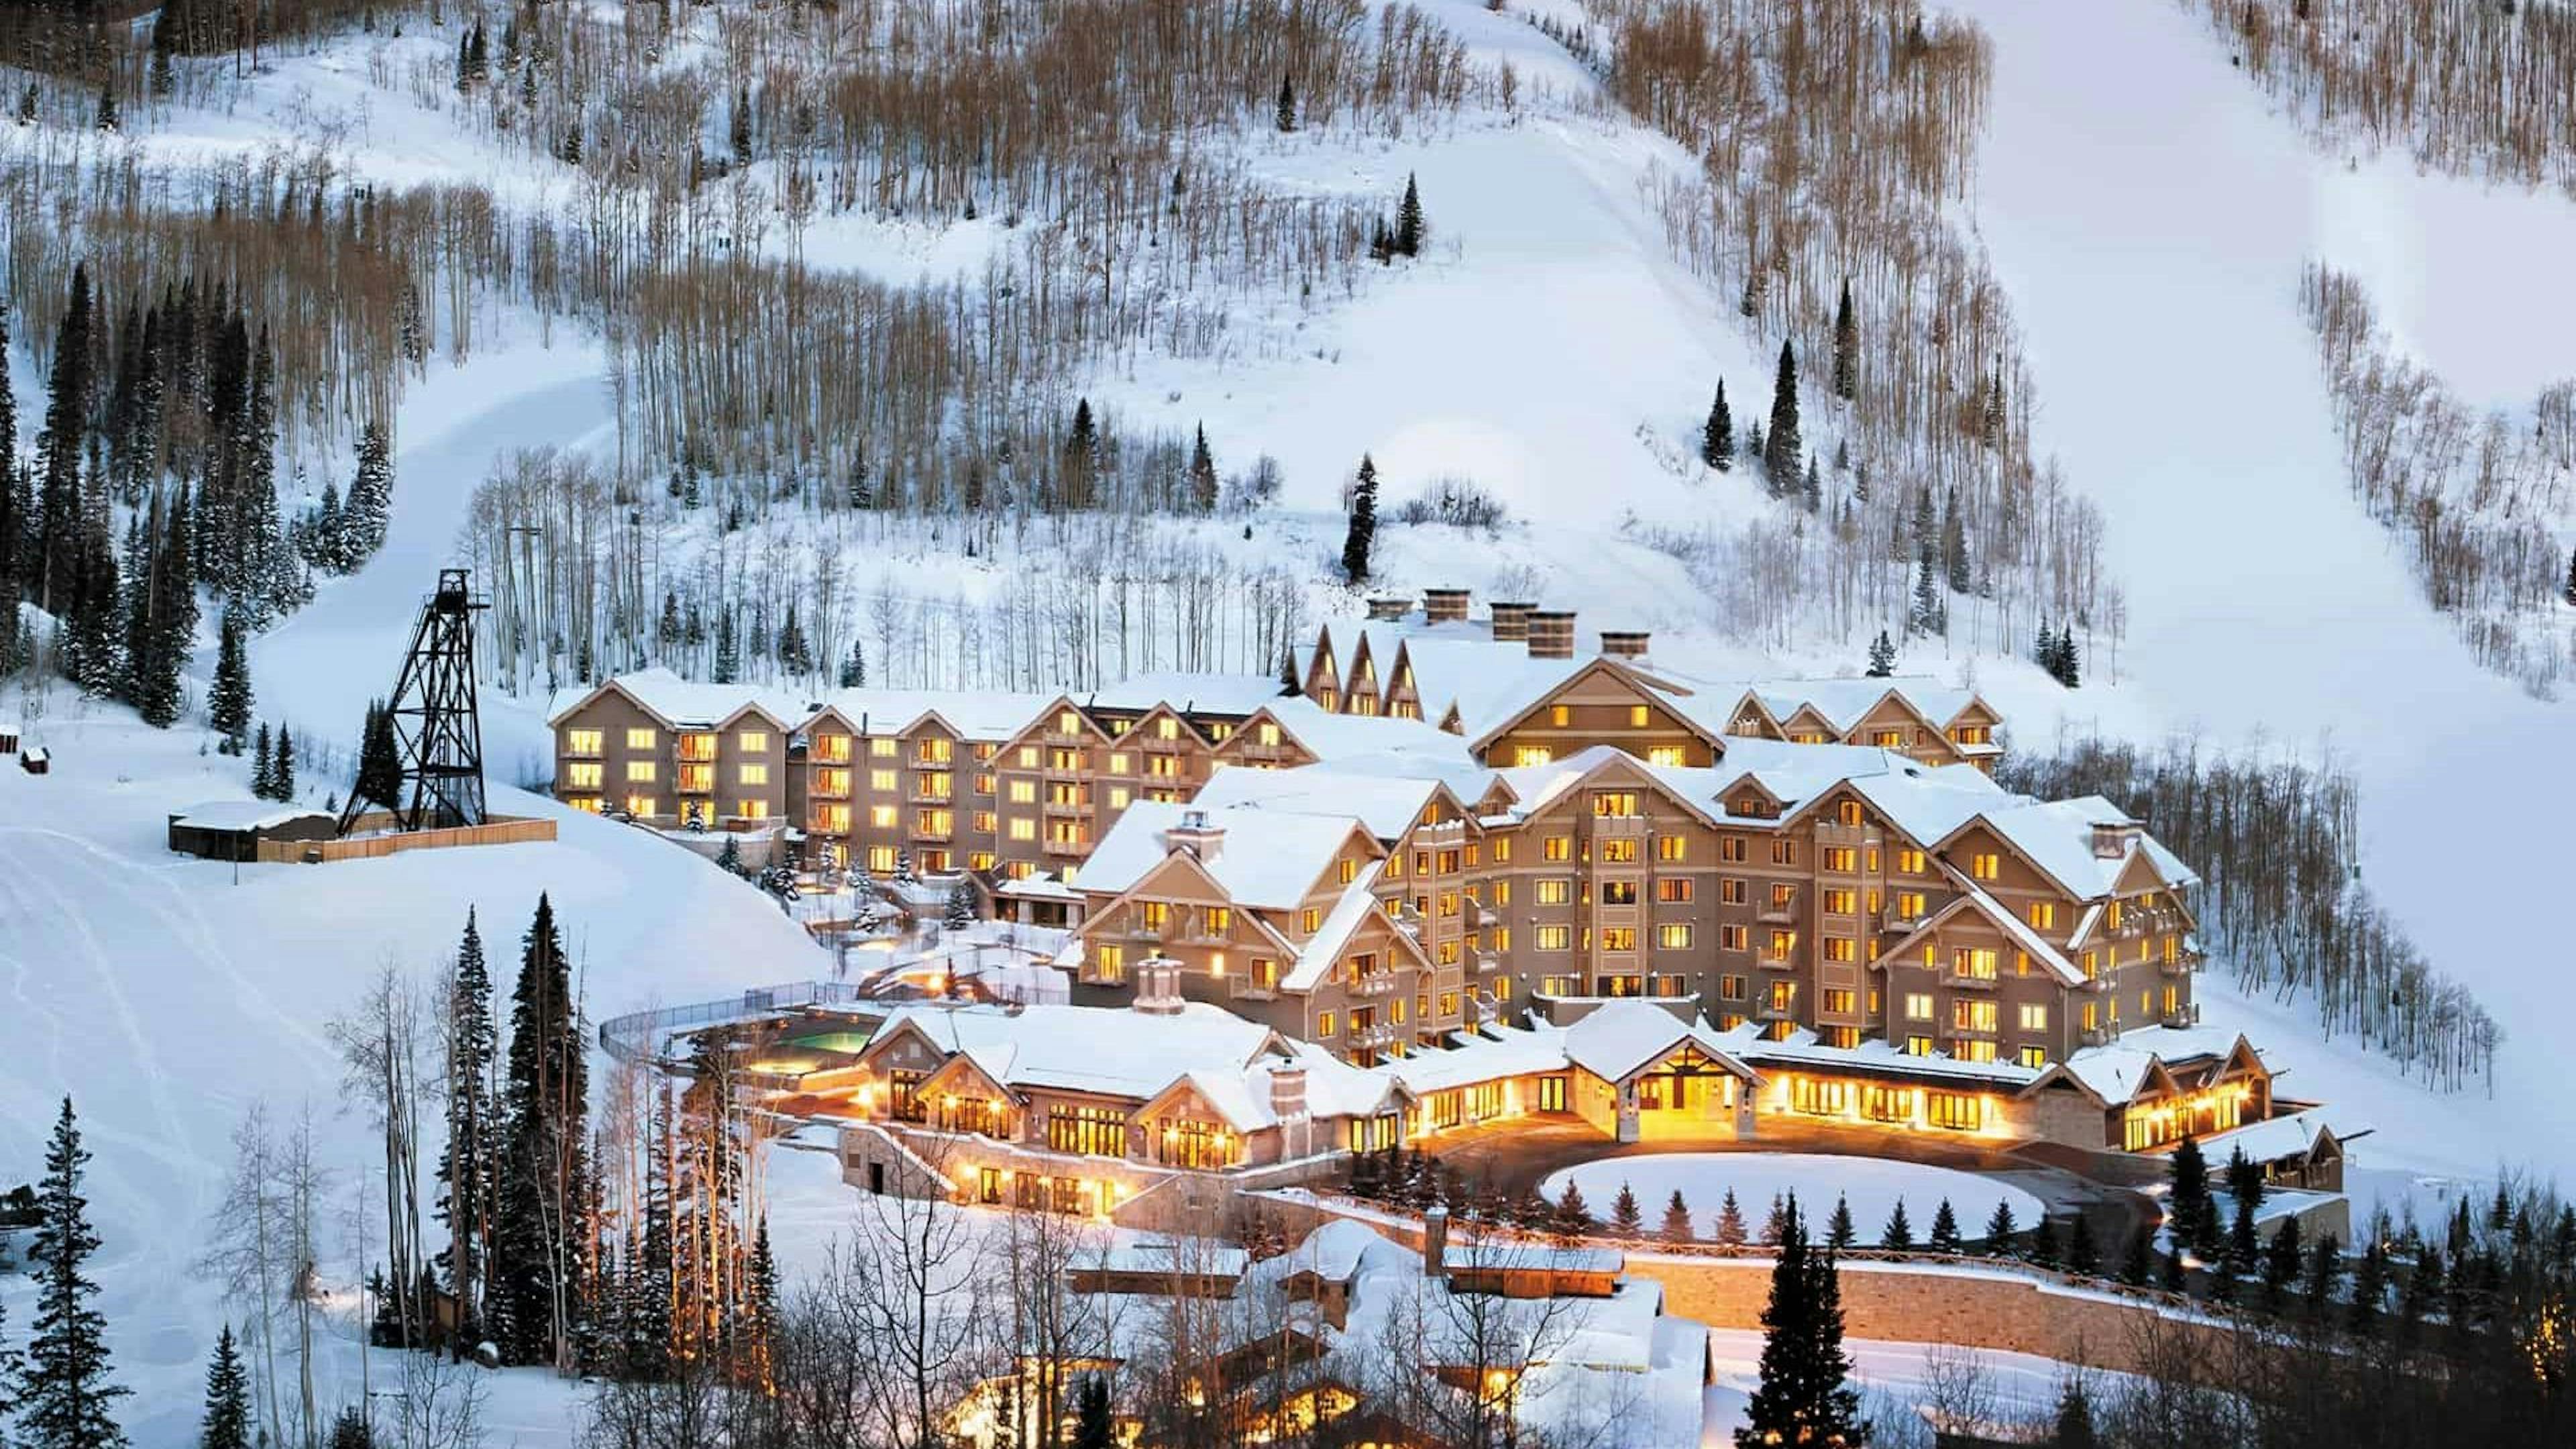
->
[18,745,47,774]
[0,724,19,755]
[168,801,339,861]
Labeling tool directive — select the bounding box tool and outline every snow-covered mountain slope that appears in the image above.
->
[0,697,824,1447]
[1945,0,2576,1181]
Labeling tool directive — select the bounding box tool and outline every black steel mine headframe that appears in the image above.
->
[339,569,490,835]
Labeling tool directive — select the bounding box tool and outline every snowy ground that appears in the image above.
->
[1542,1152,2045,1244]
[1941,0,2576,1193]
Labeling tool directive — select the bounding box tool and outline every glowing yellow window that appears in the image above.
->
[871,769,898,793]
[1657,924,1693,949]
[1550,705,1570,727]
[564,729,602,757]
[1156,717,1179,740]
[1513,746,1554,767]
[869,737,898,758]
[1108,752,1132,775]
[1057,710,1080,734]
[564,762,602,790]
[1107,786,1132,809]
[623,727,656,751]
[1318,1012,1337,1038]
[1339,859,1358,885]
[2027,901,2057,930]
[1898,848,1927,874]
[625,794,657,817]
[1656,835,1687,861]
[1970,853,2000,881]
[1627,705,1649,727]
[737,729,769,752]
[625,760,657,783]
[1258,722,1282,747]
[1648,746,1687,767]
[869,805,898,828]
[1542,836,1572,862]
[1301,908,1322,933]
[1008,818,1036,841]
[737,800,769,820]
[739,763,769,786]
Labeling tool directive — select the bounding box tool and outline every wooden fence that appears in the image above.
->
[258,814,557,864]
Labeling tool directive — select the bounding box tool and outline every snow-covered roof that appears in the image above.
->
[1260,696,1474,762]
[1074,1238,1251,1278]
[548,667,805,730]
[1379,1024,1573,1096]
[876,1001,1281,1102]
[171,800,335,831]
[1952,796,2201,897]
[1282,861,1394,991]
[1722,1023,2047,1089]
[1560,1000,1758,1084]
[1871,873,2088,987]
[2192,1107,2356,1165]
[1185,765,1446,843]
[995,872,1083,901]
[810,686,1057,741]
[1443,1243,1625,1275]
[1085,672,1287,718]
[2044,1026,2260,1107]
[1283,1218,1412,1283]
[1077,799,1364,910]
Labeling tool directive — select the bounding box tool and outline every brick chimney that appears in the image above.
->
[1422,1203,1450,1279]
[1133,956,1186,1014]
[1488,601,1536,643]
[1366,595,1414,621]
[1526,610,1576,661]
[1163,809,1226,865]
[1422,587,1471,625]
[1599,629,1650,660]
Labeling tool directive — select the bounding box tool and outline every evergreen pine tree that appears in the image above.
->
[2564,545,2576,606]
[1762,1193,1792,1246]
[1187,425,1218,513]
[271,727,295,802]
[209,608,252,751]
[838,635,866,688]
[2398,1244,2445,1342]
[775,602,812,679]
[492,895,590,1366]
[2348,1237,2389,1335]
[2067,1207,2101,1276]
[356,701,403,812]
[2029,1214,2061,1269]
[1609,1182,1643,1237]
[1879,1199,1914,1250]
[2121,1226,2153,1287]
[327,1406,372,1449]
[1928,1199,1962,1252]
[1735,1195,1863,1448]
[1984,1198,2018,1252]
[435,910,498,1348]
[1763,340,1802,488]
[1660,1189,1695,1244]
[1865,629,1896,678]
[1073,1376,1114,1449]
[1910,548,1943,636]
[1394,174,1426,258]
[1551,1181,1593,1240]
[1701,382,1735,471]
[1825,1195,1855,1250]
[22,1098,130,1449]
[2058,626,2082,688]
[2301,1233,2342,1320]
[343,421,394,564]
[198,1324,251,1449]
[1801,452,1822,513]
[2262,1215,2303,1309]
[1063,398,1099,509]
[250,723,274,798]
[93,85,117,134]
[2170,1136,2216,1259]
[716,835,745,877]
[1831,277,1858,400]
[712,612,739,684]
[1340,455,1378,584]
[944,877,977,932]
[2224,1148,2264,1278]
[1714,1187,1749,1246]
[34,262,95,616]
[2051,1377,2098,1449]
[1275,74,1297,133]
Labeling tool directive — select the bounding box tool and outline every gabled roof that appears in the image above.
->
[1495,746,1726,830]
[546,668,803,731]
[1933,797,2199,902]
[2024,1029,2266,1109]
[1560,1001,1762,1085]
[865,1002,1289,1103]
[1868,869,2089,987]
[1185,765,1460,845]
[1283,863,1424,991]
[1258,696,1472,763]
[1460,655,1719,755]
[1077,800,1377,910]
[808,686,1056,741]
[1085,672,1287,718]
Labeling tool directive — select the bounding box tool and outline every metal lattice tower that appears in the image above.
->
[340,569,489,835]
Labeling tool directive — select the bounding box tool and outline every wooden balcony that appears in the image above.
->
[1042,838,1088,857]
[1347,973,1401,997]
[1943,970,2001,991]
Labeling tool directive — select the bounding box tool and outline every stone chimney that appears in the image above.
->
[1526,610,1577,661]
[2090,822,2141,859]
[1423,587,1471,625]
[1268,1065,1308,1121]
[1488,601,1536,642]
[1422,1204,1450,1279]
[1163,808,1226,865]
[1598,629,1650,660]
[1366,595,1415,621]
[1133,956,1186,1014]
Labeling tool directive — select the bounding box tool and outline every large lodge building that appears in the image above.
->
[557,591,2312,1208]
